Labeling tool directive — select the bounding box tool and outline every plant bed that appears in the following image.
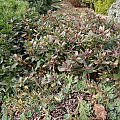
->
[0,1,120,119]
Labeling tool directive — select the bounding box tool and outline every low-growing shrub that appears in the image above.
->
[0,1,28,112]
[1,8,120,119]
[27,0,61,14]
[0,1,120,119]
[0,0,28,34]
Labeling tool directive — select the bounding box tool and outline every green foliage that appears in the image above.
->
[0,0,28,34]
[75,79,87,91]
[71,0,115,15]
[0,0,28,104]
[0,36,15,101]
[107,98,120,120]
[0,1,120,119]
[78,100,91,120]
[94,0,116,14]
[20,112,26,120]
[27,0,61,14]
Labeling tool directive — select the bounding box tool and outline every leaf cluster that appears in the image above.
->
[26,0,62,14]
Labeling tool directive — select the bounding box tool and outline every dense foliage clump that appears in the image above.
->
[94,0,116,14]
[27,0,61,14]
[0,0,28,34]
[0,0,28,106]
[0,0,120,119]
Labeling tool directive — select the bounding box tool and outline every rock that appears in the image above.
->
[107,0,120,24]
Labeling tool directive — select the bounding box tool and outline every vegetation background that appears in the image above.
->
[0,0,120,119]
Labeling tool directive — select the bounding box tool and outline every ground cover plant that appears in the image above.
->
[0,0,120,120]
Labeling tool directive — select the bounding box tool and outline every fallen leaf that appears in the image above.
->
[93,104,107,120]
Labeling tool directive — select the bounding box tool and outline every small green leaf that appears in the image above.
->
[64,114,71,119]
[20,112,26,120]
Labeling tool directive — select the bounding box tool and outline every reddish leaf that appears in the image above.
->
[93,104,107,120]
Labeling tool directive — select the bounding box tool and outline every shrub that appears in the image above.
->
[1,8,120,119]
[0,0,28,106]
[27,0,61,14]
[0,0,28,34]
[94,0,116,15]
[0,2,120,119]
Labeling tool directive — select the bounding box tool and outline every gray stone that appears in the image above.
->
[107,0,120,24]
